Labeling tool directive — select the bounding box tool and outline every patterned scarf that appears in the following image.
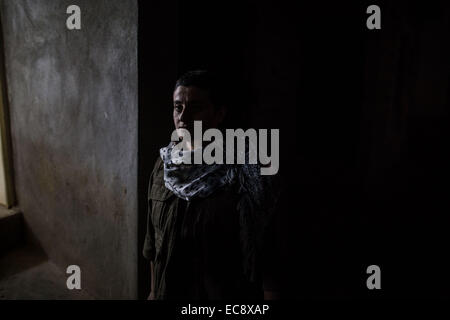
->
[159,142,235,201]
[159,141,281,282]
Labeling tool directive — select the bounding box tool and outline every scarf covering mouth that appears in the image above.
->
[159,141,281,283]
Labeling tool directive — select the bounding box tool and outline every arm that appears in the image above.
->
[147,261,155,300]
[145,159,161,300]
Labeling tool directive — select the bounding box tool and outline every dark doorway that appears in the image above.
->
[138,0,450,299]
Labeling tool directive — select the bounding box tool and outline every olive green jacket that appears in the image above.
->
[143,158,261,299]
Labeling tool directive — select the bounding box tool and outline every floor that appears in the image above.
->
[0,244,91,300]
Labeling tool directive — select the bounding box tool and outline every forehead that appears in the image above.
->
[173,85,210,103]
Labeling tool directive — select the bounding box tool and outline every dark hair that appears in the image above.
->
[175,69,251,129]
[174,70,226,108]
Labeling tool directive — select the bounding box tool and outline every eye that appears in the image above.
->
[174,105,182,112]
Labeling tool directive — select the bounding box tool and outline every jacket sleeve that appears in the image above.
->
[142,158,161,261]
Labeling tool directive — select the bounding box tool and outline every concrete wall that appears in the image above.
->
[0,0,138,299]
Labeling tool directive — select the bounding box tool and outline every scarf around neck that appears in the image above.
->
[159,142,236,201]
[159,141,281,282]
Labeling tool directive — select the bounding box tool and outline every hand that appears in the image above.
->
[264,290,281,300]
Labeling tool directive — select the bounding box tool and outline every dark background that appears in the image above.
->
[138,0,450,299]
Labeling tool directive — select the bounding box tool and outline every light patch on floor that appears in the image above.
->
[0,245,92,300]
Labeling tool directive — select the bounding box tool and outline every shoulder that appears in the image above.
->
[152,156,164,176]
[148,156,175,202]
[148,156,165,192]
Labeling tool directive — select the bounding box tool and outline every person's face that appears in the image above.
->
[173,85,225,134]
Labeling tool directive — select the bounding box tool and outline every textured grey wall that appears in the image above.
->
[0,0,138,298]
